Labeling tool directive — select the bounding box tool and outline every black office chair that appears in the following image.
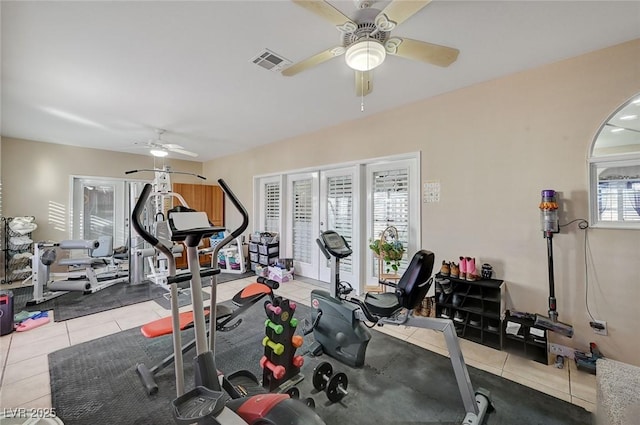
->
[363,250,435,318]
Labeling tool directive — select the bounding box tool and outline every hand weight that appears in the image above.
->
[312,361,349,403]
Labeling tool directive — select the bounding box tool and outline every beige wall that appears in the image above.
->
[1,137,203,243]
[204,39,640,365]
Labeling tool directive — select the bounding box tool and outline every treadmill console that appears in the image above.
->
[320,231,352,259]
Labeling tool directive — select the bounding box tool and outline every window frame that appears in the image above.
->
[588,93,640,230]
[589,154,640,229]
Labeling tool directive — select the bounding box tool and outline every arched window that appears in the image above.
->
[589,94,640,228]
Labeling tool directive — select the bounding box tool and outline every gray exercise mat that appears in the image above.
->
[48,301,591,425]
[11,282,166,322]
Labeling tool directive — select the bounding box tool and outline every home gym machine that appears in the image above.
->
[132,180,325,425]
[126,167,202,289]
[310,230,493,425]
[27,236,128,305]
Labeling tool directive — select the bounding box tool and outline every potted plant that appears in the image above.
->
[369,226,405,274]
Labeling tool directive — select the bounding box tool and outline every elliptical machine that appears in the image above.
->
[132,180,325,425]
[307,230,372,368]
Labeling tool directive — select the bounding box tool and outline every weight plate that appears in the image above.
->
[312,362,333,391]
[305,397,316,409]
[326,372,348,403]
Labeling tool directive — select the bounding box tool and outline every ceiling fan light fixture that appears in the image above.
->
[345,39,386,71]
[150,149,168,157]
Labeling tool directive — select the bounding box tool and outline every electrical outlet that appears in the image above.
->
[591,320,608,336]
[549,343,575,359]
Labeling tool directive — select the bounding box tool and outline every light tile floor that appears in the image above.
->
[0,277,597,417]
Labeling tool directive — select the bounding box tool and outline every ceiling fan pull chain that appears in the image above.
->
[360,71,365,112]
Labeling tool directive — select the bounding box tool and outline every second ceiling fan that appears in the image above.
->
[282,0,459,96]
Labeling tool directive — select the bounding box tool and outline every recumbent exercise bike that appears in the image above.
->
[308,230,493,425]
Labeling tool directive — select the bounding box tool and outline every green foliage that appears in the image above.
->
[369,238,404,273]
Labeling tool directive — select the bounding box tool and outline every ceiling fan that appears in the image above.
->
[133,129,198,158]
[282,0,459,96]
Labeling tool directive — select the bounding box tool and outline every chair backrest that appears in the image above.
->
[396,250,435,310]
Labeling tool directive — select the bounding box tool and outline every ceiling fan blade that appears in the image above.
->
[355,70,373,97]
[282,46,345,76]
[292,0,356,29]
[162,143,184,150]
[167,147,199,158]
[375,0,431,31]
[388,37,459,67]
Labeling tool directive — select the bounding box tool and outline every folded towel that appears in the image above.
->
[15,314,50,332]
[14,310,42,322]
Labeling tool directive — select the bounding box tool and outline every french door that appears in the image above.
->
[286,172,320,279]
[365,159,419,287]
[256,155,419,292]
[318,167,359,285]
[72,177,126,247]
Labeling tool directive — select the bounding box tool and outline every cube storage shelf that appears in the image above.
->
[248,235,279,273]
[502,311,548,365]
[434,273,504,351]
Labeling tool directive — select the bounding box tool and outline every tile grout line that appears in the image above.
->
[0,334,14,389]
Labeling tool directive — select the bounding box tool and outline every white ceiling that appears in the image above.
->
[2,1,639,162]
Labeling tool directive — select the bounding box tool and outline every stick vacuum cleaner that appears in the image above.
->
[535,190,574,338]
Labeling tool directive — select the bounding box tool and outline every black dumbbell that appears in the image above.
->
[312,362,349,403]
[286,387,300,399]
[285,386,315,409]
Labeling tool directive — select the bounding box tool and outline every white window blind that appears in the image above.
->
[372,168,409,275]
[598,180,640,222]
[264,181,280,233]
[292,179,313,263]
[327,175,353,273]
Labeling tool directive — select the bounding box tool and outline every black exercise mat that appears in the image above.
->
[11,283,166,322]
[49,302,591,425]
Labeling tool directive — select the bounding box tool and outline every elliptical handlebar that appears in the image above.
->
[132,179,250,266]
[132,184,186,289]
[217,179,248,239]
[132,184,175,265]
[210,179,249,259]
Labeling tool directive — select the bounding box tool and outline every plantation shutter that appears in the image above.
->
[264,181,280,233]
[372,168,409,275]
[598,180,640,222]
[327,175,353,273]
[292,179,313,263]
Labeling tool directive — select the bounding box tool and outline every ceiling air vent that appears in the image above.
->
[251,49,291,72]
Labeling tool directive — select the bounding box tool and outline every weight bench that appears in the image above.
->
[358,250,494,425]
[136,280,278,395]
